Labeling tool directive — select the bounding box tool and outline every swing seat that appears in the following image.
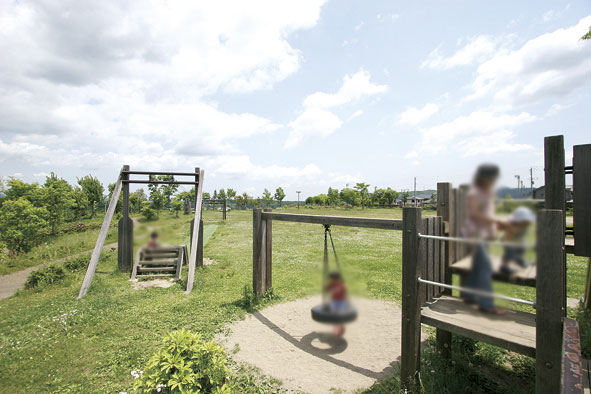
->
[311,303,357,324]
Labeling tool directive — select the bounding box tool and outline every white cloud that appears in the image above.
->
[284,108,343,148]
[348,110,364,120]
[466,16,591,106]
[408,110,536,157]
[398,103,439,126]
[303,69,388,108]
[421,35,504,69]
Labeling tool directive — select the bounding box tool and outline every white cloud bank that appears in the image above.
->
[398,103,439,126]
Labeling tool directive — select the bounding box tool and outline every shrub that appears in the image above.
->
[25,265,66,289]
[0,198,49,255]
[133,329,232,393]
[64,255,88,272]
[141,201,159,221]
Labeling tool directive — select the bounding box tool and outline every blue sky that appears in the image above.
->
[0,0,590,199]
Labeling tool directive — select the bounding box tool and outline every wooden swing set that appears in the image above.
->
[78,166,205,298]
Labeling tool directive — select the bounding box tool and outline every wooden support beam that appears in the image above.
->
[118,164,133,272]
[573,144,591,257]
[252,208,266,296]
[78,175,123,298]
[260,212,403,230]
[536,209,564,394]
[264,208,273,292]
[401,207,424,386]
[185,168,204,294]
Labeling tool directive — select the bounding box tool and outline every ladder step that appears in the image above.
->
[136,273,175,278]
[140,259,178,265]
[142,252,179,258]
[138,266,177,272]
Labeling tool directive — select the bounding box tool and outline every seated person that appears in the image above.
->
[501,207,536,275]
[325,271,349,336]
[146,231,160,250]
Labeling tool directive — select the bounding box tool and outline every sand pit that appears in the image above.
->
[131,278,176,290]
[218,296,411,394]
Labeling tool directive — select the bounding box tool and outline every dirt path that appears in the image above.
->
[0,242,118,300]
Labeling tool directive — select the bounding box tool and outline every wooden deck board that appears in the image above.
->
[449,255,537,287]
[421,296,536,357]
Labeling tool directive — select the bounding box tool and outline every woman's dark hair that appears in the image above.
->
[150,231,158,239]
[329,271,342,281]
[473,164,500,186]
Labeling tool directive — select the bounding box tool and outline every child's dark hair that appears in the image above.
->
[329,271,342,281]
[150,231,158,239]
[473,164,500,187]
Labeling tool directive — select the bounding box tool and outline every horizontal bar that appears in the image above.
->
[261,212,403,230]
[121,170,198,176]
[417,277,536,307]
[203,199,225,203]
[122,180,199,185]
[418,233,535,249]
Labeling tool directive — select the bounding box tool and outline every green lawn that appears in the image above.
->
[0,207,587,393]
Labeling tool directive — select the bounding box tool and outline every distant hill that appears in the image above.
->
[496,187,533,199]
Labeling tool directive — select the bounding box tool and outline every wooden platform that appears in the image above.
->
[421,296,536,357]
[449,255,537,287]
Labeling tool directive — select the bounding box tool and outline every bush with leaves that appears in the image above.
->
[133,329,231,393]
[0,198,49,255]
[141,201,159,221]
[25,265,66,289]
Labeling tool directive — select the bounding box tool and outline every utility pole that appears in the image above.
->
[515,174,521,189]
[530,167,535,191]
[413,177,417,207]
[296,191,301,209]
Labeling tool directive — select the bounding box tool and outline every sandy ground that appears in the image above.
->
[131,278,177,290]
[218,296,408,394]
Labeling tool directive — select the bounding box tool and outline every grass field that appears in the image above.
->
[0,207,587,393]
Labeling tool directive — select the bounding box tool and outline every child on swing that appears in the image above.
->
[325,271,349,336]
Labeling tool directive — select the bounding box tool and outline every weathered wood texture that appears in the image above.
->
[573,144,591,257]
[190,218,204,267]
[185,169,205,294]
[421,296,536,357]
[264,208,273,291]
[562,318,584,394]
[78,177,122,298]
[536,209,564,394]
[118,164,133,272]
[260,212,403,230]
[252,208,266,296]
[436,182,453,358]
[400,207,424,385]
[545,135,567,315]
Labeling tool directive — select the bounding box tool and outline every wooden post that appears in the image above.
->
[118,165,133,272]
[545,135,567,316]
[436,183,453,358]
[78,174,123,298]
[223,199,227,220]
[197,219,204,267]
[536,209,564,394]
[573,144,591,257]
[252,208,266,297]
[401,207,424,385]
[185,168,204,294]
[264,208,272,292]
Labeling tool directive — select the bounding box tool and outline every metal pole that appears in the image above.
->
[418,233,535,249]
[417,277,536,307]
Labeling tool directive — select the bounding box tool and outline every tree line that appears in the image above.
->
[305,183,409,208]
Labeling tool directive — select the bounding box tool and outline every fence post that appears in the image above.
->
[436,182,453,358]
[253,208,266,297]
[264,208,273,292]
[118,165,133,272]
[401,207,424,385]
[536,209,564,394]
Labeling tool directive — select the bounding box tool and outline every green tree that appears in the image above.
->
[226,188,237,200]
[77,174,104,218]
[341,188,360,206]
[159,175,179,209]
[354,182,370,209]
[400,191,410,206]
[4,179,43,204]
[172,197,184,217]
[262,189,273,207]
[274,187,286,206]
[42,173,74,234]
[108,182,123,214]
[383,188,399,206]
[213,190,218,200]
[129,188,147,213]
[0,198,48,255]
[327,187,341,206]
[141,201,158,221]
[201,192,211,200]
[218,189,227,201]
[70,187,89,220]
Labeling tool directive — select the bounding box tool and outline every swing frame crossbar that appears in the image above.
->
[417,277,536,307]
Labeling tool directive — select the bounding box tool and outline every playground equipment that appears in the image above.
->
[202,199,227,220]
[400,135,590,393]
[131,245,188,280]
[78,166,205,298]
[310,224,357,324]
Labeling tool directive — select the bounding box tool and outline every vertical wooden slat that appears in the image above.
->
[401,207,424,386]
[545,135,567,316]
[573,144,591,257]
[78,174,123,298]
[536,209,564,394]
[264,208,273,292]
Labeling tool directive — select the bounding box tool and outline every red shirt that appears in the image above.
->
[326,281,347,301]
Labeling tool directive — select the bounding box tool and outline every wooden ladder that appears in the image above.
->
[131,245,188,281]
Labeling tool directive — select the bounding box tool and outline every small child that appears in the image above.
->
[147,231,160,249]
[500,207,536,275]
[325,271,349,336]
